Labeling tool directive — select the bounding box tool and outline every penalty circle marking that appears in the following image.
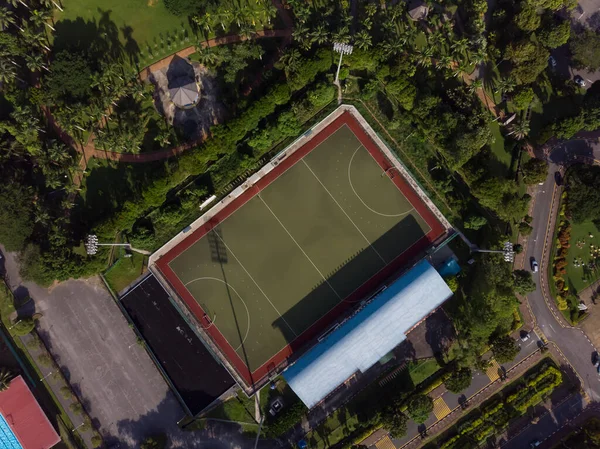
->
[348,147,415,218]
[184,277,250,351]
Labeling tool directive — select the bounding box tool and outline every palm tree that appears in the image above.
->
[215,6,232,31]
[452,61,470,79]
[279,48,301,78]
[354,29,372,51]
[30,8,54,31]
[310,24,329,45]
[0,368,14,392]
[25,53,47,72]
[438,55,453,71]
[0,58,16,85]
[365,3,378,17]
[332,25,350,44]
[416,47,434,67]
[451,38,469,59]
[0,7,15,30]
[193,14,212,36]
[382,37,404,58]
[496,77,516,95]
[510,121,530,140]
[154,129,172,148]
[195,45,219,67]
[468,78,483,94]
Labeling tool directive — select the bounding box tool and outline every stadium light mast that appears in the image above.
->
[474,241,515,263]
[333,42,353,105]
[84,234,151,256]
[333,42,353,84]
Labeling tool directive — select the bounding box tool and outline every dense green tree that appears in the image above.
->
[527,0,577,10]
[513,269,536,294]
[0,184,35,251]
[512,87,536,111]
[567,165,600,223]
[507,40,549,84]
[570,30,600,71]
[445,275,459,293]
[522,158,548,184]
[407,394,433,423]
[539,18,570,48]
[518,221,533,235]
[385,77,417,111]
[445,367,472,393]
[514,7,541,31]
[163,0,204,16]
[490,334,521,363]
[380,399,408,438]
[44,51,94,105]
[464,215,488,230]
[307,83,335,108]
[553,115,585,139]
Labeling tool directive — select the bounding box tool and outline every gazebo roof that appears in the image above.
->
[168,77,198,107]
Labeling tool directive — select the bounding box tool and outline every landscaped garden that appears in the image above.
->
[425,358,564,449]
[551,165,600,322]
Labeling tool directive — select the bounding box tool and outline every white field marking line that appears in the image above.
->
[184,277,250,351]
[258,196,342,300]
[212,231,299,338]
[348,145,416,218]
[301,159,387,265]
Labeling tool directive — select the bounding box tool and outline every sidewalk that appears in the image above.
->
[20,332,96,448]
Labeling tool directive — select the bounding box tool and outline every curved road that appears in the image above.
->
[526,140,600,402]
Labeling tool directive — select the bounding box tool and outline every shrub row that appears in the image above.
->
[436,361,562,449]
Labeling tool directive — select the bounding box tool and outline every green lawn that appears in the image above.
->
[489,121,510,175]
[566,220,600,294]
[54,0,195,66]
[305,407,361,449]
[408,359,441,385]
[104,252,147,294]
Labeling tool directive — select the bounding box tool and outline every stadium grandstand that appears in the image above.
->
[283,260,453,408]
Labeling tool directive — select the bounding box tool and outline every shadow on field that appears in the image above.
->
[271,214,426,348]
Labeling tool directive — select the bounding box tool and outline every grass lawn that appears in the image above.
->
[414,32,428,50]
[566,220,600,294]
[408,359,441,385]
[54,0,196,66]
[305,407,361,449]
[104,252,147,294]
[489,121,510,175]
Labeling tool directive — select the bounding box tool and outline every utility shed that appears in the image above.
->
[283,260,452,409]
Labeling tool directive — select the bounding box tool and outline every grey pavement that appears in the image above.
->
[0,245,259,449]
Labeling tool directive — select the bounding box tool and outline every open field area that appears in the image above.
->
[54,0,194,60]
[567,220,600,293]
[104,252,147,294]
[155,112,445,385]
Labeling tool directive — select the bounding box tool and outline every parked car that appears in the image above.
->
[531,258,539,273]
[530,441,541,448]
[575,75,587,87]
[520,331,530,342]
[549,56,557,68]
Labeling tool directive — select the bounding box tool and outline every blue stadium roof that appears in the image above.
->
[283,260,452,408]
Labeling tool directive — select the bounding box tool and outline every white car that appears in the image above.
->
[549,56,557,68]
[531,259,539,273]
[575,75,587,87]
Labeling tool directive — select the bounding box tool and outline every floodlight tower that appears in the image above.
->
[84,234,150,256]
[474,241,515,263]
[333,42,353,84]
[333,42,353,104]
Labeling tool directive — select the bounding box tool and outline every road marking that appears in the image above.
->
[433,397,452,421]
[375,435,397,449]
[486,359,501,382]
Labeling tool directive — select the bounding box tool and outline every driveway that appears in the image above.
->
[0,246,259,449]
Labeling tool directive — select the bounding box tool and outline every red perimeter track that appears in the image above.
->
[155,112,446,386]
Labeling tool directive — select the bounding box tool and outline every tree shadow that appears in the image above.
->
[52,9,139,67]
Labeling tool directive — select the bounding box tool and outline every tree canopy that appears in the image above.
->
[407,394,433,423]
[445,367,472,393]
[0,184,35,252]
[490,334,521,363]
[513,270,537,294]
[44,51,94,105]
[570,30,600,71]
[522,158,548,184]
[507,40,549,85]
[567,165,600,223]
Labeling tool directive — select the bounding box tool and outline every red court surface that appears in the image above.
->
[0,376,60,449]
[154,111,447,387]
